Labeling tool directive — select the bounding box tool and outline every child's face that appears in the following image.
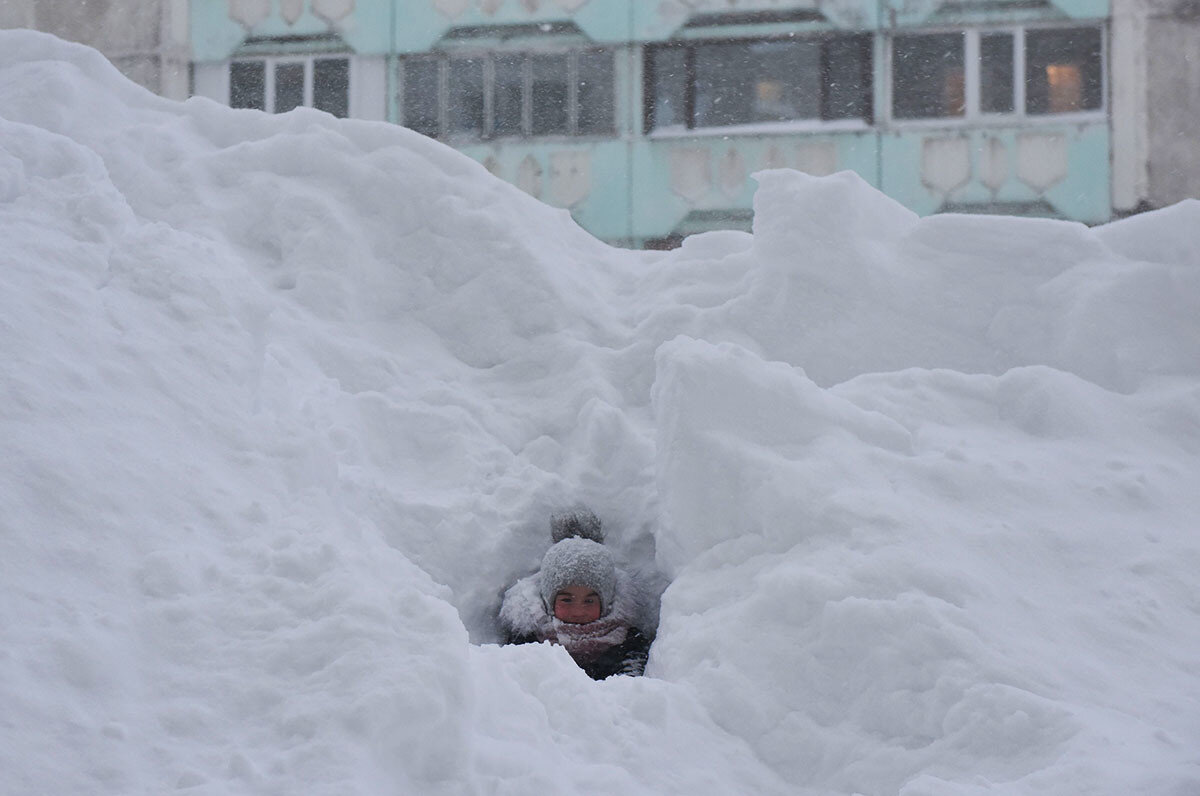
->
[552,585,602,624]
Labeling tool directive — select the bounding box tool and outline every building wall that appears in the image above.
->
[0,0,192,100]
[188,0,1194,244]
[1145,0,1200,207]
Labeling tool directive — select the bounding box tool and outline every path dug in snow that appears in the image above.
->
[2,30,1199,796]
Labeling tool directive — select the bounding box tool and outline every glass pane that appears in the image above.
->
[648,46,687,129]
[694,40,821,127]
[274,62,305,114]
[823,34,872,121]
[403,58,440,137]
[892,33,966,119]
[531,54,569,136]
[577,50,615,136]
[313,58,349,118]
[1026,27,1102,114]
[230,61,265,110]
[493,54,524,137]
[447,57,484,137]
[980,34,1014,114]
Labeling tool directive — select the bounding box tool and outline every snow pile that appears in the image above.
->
[2,31,1199,795]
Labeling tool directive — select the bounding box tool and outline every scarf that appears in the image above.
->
[537,615,628,665]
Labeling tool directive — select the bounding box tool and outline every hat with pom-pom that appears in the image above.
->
[550,507,604,544]
[539,537,616,616]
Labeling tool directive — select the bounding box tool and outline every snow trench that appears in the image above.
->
[3,31,1200,796]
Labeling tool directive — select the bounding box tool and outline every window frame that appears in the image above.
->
[397,47,616,142]
[887,23,1106,127]
[228,54,352,117]
[643,33,875,136]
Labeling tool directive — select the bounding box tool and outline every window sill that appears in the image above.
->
[444,133,620,146]
[884,110,1106,130]
[647,118,873,139]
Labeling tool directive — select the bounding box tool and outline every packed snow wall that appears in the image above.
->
[3,31,1199,795]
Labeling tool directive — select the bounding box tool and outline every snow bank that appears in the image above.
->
[3,30,1199,795]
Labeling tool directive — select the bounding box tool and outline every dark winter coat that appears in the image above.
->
[508,627,651,681]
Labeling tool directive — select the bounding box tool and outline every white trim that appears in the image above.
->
[888,23,1106,128]
[964,30,981,122]
[227,54,353,116]
[647,118,872,139]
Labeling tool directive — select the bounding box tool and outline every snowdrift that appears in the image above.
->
[2,31,1199,795]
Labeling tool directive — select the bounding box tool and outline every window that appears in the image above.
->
[228,56,351,117]
[531,54,570,135]
[646,47,687,129]
[399,49,615,140]
[275,62,305,113]
[646,35,872,131]
[576,50,615,136]
[230,61,266,110]
[890,26,1103,122]
[447,57,485,136]
[1025,27,1102,114]
[493,54,525,136]
[892,33,965,119]
[980,33,1014,114]
[402,58,439,137]
[313,58,350,118]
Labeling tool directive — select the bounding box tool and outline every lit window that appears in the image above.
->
[228,56,351,117]
[1026,28,1102,114]
[890,26,1102,122]
[892,33,965,119]
[647,35,872,131]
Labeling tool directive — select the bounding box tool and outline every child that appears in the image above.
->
[501,510,651,680]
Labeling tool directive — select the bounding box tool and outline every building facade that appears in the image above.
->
[1,0,191,101]
[187,0,1198,247]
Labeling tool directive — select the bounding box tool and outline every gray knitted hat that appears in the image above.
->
[539,537,617,616]
[549,507,604,544]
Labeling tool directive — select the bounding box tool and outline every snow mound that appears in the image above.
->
[3,30,1199,795]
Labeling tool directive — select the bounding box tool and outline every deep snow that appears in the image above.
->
[2,30,1199,795]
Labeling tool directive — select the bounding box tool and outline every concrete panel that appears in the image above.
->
[351,55,388,120]
[192,61,230,104]
[1110,0,1150,211]
[1146,16,1200,206]
[0,1,36,28]
[34,0,163,52]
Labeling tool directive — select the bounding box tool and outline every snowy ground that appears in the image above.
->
[2,30,1199,795]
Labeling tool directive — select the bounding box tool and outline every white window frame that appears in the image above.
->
[397,48,616,141]
[644,34,875,137]
[886,23,1106,128]
[229,54,352,115]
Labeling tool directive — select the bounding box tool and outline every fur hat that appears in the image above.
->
[550,507,604,544]
[539,537,617,616]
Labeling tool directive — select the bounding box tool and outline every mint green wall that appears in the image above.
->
[879,124,1111,222]
[192,0,1116,241]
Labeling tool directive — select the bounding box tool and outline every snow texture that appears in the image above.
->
[549,506,605,544]
[2,30,1200,796]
